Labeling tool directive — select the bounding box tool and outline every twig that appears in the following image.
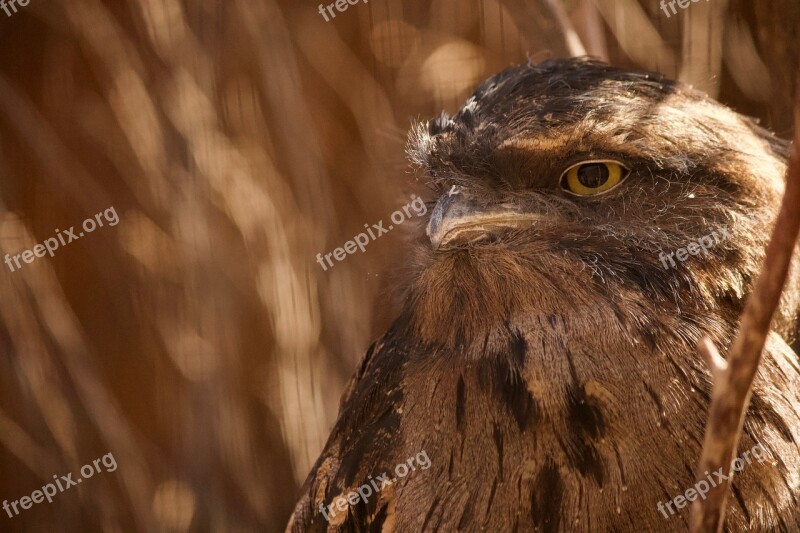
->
[689,93,800,532]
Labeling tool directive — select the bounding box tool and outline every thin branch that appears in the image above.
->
[689,93,800,532]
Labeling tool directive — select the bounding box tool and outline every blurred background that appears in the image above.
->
[0,1,797,531]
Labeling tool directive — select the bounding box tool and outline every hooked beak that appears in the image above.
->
[426,186,541,249]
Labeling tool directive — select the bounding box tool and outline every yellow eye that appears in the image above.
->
[561,161,628,196]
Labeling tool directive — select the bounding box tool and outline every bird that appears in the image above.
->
[286,58,800,532]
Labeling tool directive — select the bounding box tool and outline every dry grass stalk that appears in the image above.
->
[689,92,800,532]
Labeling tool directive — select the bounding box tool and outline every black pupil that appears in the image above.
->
[577,163,609,188]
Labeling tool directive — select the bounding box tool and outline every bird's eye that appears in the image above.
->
[560,161,629,196]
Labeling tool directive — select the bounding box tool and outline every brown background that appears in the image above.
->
[0,1,797,531]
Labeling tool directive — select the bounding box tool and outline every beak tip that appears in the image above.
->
[426,194,453,249]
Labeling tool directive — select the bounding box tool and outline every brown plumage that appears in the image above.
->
[287,58,800,532]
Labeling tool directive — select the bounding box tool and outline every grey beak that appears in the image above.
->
[426,186,481,248]
[426,186,542,249]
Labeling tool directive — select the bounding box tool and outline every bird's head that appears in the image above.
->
[403,58,797,356]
